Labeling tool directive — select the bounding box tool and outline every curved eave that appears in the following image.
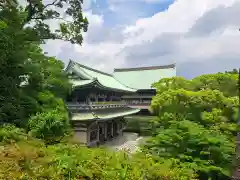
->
[98,108,140,120]
[71,108,140,121]
[73,79,136,93]
[71,80,96,88]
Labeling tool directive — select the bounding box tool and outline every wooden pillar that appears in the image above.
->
[95,94,98,103]
[122,119,126,129]
[104,123,107,140]
[86,96,89,104]
[116,122,119,135]
[97,125,99,142]
[87,130,90,144]
[111,121,114,137]
[119,122,122,135]
[109,94,112,101]
[120,118,125,135]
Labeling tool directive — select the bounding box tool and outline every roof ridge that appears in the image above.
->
[69,60,94,80]
[65,59,74,72]
[71,59,113,77]
[114,63,176,72]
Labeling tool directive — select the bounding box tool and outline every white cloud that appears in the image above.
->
[51,0,240,78]
[179,30,240,61]
[123,0,236,43]
[84,11,104,27]
[43,10,103,58]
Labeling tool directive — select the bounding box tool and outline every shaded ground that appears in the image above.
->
[104,132,149,153]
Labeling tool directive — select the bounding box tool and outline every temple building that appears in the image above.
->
[65,60,176,146]
[113,64,176,114]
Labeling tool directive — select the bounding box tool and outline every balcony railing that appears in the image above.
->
[67,103,128,111]
[121,95,153,99]
[66,100,152,111]
[127,102,151,105]
[93,101,126,105]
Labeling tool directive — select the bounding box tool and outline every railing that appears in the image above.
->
[66,101,152,112]
[93,101,126,105]
[67,103,128,111]
[127,103,151,105]
[122,95,153,99]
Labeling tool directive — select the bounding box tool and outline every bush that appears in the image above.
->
[143,118,234,179]
[28,110,70,144]
[0,124,27,144]
[0,139,196,179]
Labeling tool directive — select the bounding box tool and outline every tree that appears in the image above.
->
[191,73,238,97]
[152,76,191,94]
[143,119,234,179]
[144,73,238,179]
[0,10,33,125]
[0,9,71,127]
[22,45,72,100]
[1,0,88,45]
[225,69,239,74]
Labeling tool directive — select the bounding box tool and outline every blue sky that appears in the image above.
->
[43,0,240,79]
[88,0,175,26]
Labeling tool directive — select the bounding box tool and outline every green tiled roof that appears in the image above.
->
[71,108,140,121]
[113,64,176,89]
[66,60,136,92]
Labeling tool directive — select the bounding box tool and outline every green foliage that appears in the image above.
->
[1,0,88,45]
[225,68,239,74]
[124,116,157,136]
[0,8,33,125]
[144,72,238,179]
[0,7,71,129]
[28,109,70,144]
[37,91,68,112]
[0,124,27,143]
[152,76,191,94]
[153,73,238,97]
[143,119,234,179]
[151,89,238,136]
[0,20,7,29]
[191,73,238,97]
[0,138,196,179]
[22,45,72,100]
